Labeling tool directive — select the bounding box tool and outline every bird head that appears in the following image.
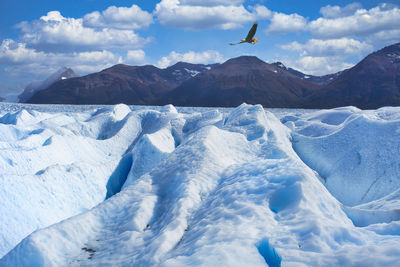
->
[252,37,258,44]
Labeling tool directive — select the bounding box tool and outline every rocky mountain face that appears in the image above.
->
[306,42,400,109]
[272,62,345,86]
[27,63,214,105]
[19,67,77,103]
[157,56,321,107]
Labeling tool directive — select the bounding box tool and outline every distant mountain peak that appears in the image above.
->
[225,55,265,65]
[18,67,77,103]
[307,42,400,109]
[167,61,217,70]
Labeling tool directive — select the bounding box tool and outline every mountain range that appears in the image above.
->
[25,42,400,109]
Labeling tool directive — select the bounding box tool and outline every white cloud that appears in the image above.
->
[0,44,126,100]
[273,3,400,76]
[320,3,363,18]
[83,4,153,30]
[266,12,307,34]
[284,56,354,76]
[249,5,272,20]
[309,4,400,39]
[154,0,271,30]
[280,38,373,57]
[180,0,245,6]
[0,39,46,64]
[264,3,400,48]
[0,39,124,77]
[17,11,151,52]
[124,50,146,64]
[366,29,400,46]
[72,50,122,65]
[157,50,225,68]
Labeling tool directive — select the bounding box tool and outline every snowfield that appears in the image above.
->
[0,103,399,266]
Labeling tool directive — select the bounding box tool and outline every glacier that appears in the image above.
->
[0,102,399,266]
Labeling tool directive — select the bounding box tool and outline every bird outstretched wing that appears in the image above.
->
[229,41,245,46]
[245,23,258,42]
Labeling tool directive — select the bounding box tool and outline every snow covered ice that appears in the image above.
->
[0,103,400,266]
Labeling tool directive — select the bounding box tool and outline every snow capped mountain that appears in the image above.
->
[18,67,77,103]
[0,103,400,266]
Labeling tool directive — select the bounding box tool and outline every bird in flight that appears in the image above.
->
[229,23,258,45]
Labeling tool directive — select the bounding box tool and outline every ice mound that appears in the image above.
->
[344,188,400,227]
[0,104,145,257]
[111,103,130,121]
[288,107,400,207]
[0,103,400,266]
[0,109,36,125]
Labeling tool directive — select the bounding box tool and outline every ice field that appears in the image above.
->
[0,102,400,266]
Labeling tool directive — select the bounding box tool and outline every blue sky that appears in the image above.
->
[1,0,400,100]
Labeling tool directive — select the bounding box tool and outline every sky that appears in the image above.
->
[1,0,400,100]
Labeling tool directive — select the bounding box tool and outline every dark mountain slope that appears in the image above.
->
[158,56,321,108]
[27,63,215,105]
[307,42,400,109]
[272,62,345,85]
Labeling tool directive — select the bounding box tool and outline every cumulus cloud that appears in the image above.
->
[0,39,47,64]
[264,3,400,45]
[319,3,363,18]
[308,4,400,39]
[273,3,400,73]
[125,50,146,64]
[366,29,400,46]
[83,4,153,30]
[17,11,151,52]
[154,0,271,30]
[0,39,125,76]
[157,50,225,68]
[180,0,245,6]
[249,5,272,20]
[266,12,307,34]
[280,38,373,57]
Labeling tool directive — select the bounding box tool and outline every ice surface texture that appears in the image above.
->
[0,103,400,266]
[287,106,400,228]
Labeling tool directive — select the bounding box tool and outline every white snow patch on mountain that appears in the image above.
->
[0,103,399,266]
[184,68,200,77]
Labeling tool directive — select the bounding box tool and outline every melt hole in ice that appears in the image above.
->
[257,238,282,267]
